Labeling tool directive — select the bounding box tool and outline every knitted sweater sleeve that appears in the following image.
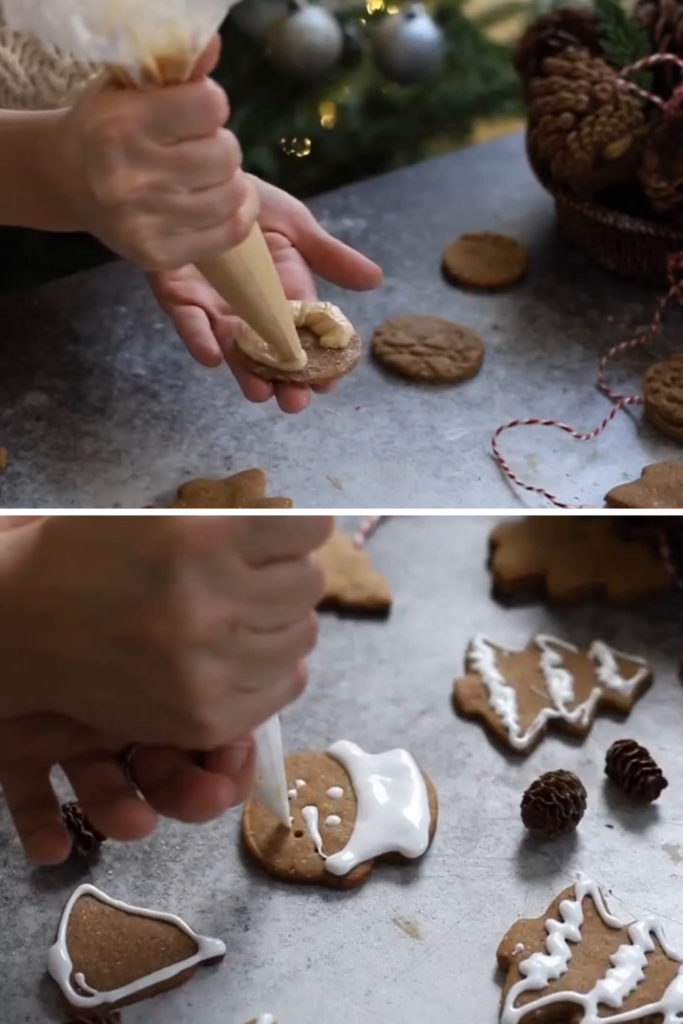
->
[0,26,99,110]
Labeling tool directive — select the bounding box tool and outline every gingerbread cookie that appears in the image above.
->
[371,315,484,383]
[236,301,361,385]
[489,517,674,605]
[644,353,683,443]
[168,469,292,509]
[605,461,683,509]
[442,232,528,290]
[242,741,438,889]
[49,884,225,1016]
[315,530,392,615]
[497,876,683,1024]
[453,634,652,754]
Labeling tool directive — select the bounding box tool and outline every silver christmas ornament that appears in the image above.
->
[372,4,445,85]
[267,3,344,79]
[229,0,290,41]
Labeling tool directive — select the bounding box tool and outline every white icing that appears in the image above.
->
[502,876,683,1024]
[326,815,342,827]
[47,884,225,1010]
[256,1016,275,1024]
[301,805,326,858]
[467,635,650,751]
[324,740,431,877]
[326,786,344,799]
[287,789,297,800]
[514,943,525,955]
[295,779,306,789]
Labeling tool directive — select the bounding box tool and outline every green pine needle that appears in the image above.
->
[594,0,654,89]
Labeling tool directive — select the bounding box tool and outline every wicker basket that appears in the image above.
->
[525,130,683,287]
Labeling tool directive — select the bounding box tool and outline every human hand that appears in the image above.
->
[148,176,383,413]
[49,36,259,271]
[0,713,256,865]
[0,515,332,746]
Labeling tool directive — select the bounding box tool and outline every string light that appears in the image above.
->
[366,0,385,11]
[279,136,312,157]
[319,100,338,128]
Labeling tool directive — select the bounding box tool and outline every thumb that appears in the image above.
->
[191,34,222,80]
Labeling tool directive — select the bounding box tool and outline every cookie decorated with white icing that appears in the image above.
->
[242,741,438,889]
[497,876,683,1024]
[453,634,652,755]
[48,885,225,1017]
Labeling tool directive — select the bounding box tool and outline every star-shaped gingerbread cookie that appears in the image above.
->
[315,531,392,615]
[605,461,683,509]
[168,469,292,508]
[498,876,683,1024]
[453,634,652,754]
[489,517,674,605]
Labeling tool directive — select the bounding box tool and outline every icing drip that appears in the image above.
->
[326,815,342,827]
[47,884,225,1010]
[301,806,327,858]
[468,635,649,751]
[502,876,683,1024]
[324,741,430,877]
[326,786,344,799]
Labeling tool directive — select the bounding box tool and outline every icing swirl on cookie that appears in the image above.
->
[237,300,355,368]
[467,634,650,751]
[502,876,683,1024]
[47,884,225,1010]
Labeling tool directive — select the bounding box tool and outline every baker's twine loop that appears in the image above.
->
[352,516,387,549]
[491,55,683,510]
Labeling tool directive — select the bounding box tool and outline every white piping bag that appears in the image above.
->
[2,0,307,371]
[253,716,291,828]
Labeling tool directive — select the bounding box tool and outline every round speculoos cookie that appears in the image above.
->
[371,314,484,383]
[237,326,361,385]
[442,231,528,290]
[644,354,683,443]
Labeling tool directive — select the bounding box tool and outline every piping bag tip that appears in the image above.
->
[253,716,292,829]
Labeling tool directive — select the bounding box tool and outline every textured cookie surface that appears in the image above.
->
[168,468,292,508]
[605,461,683,509]
[238,325,361,385]
[489,517,674,605]
[453,634,652,755]
[315,531,392,614]
[49,885,225,1017]
[371,315,484,383]
[442,232,528,290]
[645,354,683,443]
[497,877,683,1023]
[242,745,438,890]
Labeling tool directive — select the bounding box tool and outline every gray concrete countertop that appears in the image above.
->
[2,515,683,1024]
[0,133,681,509]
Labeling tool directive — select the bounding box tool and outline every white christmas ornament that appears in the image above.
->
[267,2,344,78]
[373,3,445,85]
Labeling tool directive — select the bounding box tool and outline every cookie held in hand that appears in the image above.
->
[315,530,392,615]
[644,353,683,443]
[497,877,683,1023]
[168,469,292,509]
[442,232,528,290]
[453,634,652,754]
[236,301,361,385]
[488,517,675,605]
[371,315,484,383]
[49,885,225,1017]
[242,741,437,889]
[605,461,683,509]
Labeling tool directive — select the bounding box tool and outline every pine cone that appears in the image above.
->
[61,801,106,858]
[527,48,647,196]
[640,99,683,223]
[636,0,683,96]
[605,739,668,801]
[521,770,587,839]
[514,8,602,88]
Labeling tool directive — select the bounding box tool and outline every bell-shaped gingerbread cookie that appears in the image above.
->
[49,885,225,1017]
[315,531,392,615]
[242,740,437,889]
[498,876,683,1023]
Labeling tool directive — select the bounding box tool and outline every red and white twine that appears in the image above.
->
[352,515,387,548]
[492,54,683,509]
